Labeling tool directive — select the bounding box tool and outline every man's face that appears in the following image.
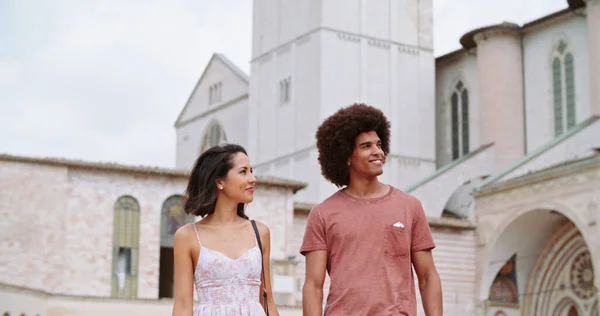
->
[348,131,386,180]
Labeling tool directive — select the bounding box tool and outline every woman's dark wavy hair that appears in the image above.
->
[315,103,391,187]
[183,143,249,219]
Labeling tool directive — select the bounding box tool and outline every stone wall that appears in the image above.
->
[423,226,477,315]
[0,160,187,298]
[0,155,304,304]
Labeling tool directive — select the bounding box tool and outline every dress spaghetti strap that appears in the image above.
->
[191,223,202,247]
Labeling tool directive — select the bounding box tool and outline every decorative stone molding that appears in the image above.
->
[587,199,598,226]
[336,32,360,43]
[521,221,594,315]
[475,154,600,199]
[473,28,520,46]
[367,39,390,49]
[257,52,273,64]
[275,43,292,56]
[397,45,419,55]
[296,33,311,46]
[460,22,520,49]
[475,220,496,247]
[399,157,421,166]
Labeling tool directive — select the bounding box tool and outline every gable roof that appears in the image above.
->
[174,53,249,126]
[474,115,600,192]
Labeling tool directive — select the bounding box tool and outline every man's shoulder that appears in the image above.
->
[392,187,421,203]
[310,190,346,214]
[388,186,423,209]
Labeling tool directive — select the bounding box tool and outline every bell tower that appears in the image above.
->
[248,0,436,203]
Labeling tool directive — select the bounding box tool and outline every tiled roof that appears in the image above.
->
[0,153,307,192]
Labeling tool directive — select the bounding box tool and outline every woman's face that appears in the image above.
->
[218,152,256,204]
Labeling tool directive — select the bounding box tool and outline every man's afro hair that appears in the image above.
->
[315,103,391,187]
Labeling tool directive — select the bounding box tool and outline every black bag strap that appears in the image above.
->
[251,220,269,316]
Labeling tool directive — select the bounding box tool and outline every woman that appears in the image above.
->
[172,144,279,316]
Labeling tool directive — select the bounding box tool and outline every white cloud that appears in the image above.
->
[0,0,251,167]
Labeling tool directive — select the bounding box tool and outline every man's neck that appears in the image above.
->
[344,178,389,199]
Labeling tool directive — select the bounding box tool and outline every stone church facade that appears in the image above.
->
[2,0,600,316]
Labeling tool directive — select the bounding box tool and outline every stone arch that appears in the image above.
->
[477,204,597,316]
[445,73,472,99]
[485,200,591,262]
[551,296,580,316]
[521,221,594,315]
[478,201,593,301]
[442,175,489,219]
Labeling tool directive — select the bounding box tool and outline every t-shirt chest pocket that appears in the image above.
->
[383,224,410,258]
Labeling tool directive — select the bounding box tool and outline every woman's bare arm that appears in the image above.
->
[172,225,196,316]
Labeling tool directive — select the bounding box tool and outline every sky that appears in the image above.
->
[0,0,568,168]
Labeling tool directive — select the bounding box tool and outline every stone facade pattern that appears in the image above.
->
[419,228,477,315]
[0,159,298,301]
[473,156,600,315]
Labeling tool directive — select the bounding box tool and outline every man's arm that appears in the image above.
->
[412,250,443,316]
[302,250,328,316]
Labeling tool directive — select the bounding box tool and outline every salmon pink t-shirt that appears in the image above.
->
[300,186,436,316]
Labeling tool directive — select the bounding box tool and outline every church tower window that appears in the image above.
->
[111,195,140,298]
[450,81,469,160]
[552,40,576,136]
[209,82,223,105]
[200,121,227,153]
[279,76,291,105]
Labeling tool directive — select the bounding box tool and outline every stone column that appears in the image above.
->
[586,0,600,115]
[473,25,525,170]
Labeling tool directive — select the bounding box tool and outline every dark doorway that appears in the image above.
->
[159,247,175,298]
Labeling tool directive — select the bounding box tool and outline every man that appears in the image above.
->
[300,103,443,315]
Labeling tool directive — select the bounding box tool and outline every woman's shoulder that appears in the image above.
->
[174,222,196,246]
[249,219,270,238]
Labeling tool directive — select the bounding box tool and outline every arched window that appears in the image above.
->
[111,195,140,298]
[160,195,195,248]
[450,81,469,160]
[552,40,576,136]
[200,121,227,153]
[489,254,519,304]
[568,306,578,316]
[159,195,196,298]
